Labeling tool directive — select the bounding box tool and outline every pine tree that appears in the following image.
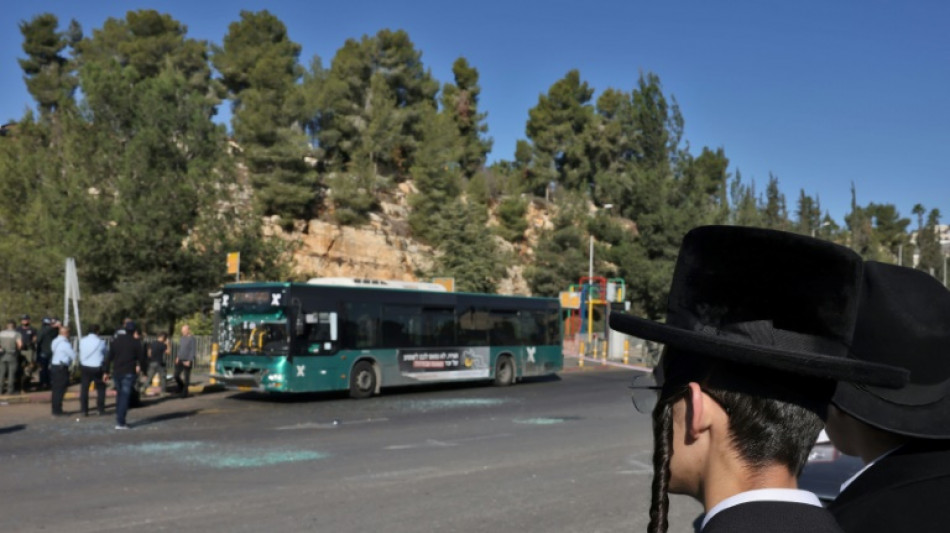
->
[441,57,492,179]
[18,13,81,117]
[213,10,319,224]
[408,109,462,242]
[522,70,596,195]
[430,199,504,294]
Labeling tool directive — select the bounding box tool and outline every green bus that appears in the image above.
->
[211,278,563,398]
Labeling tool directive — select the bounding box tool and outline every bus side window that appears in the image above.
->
[458,307,490,346]
[423,307,455,347]
[344,302,380,348]
[382,305,421,348]
[489,311,519,346]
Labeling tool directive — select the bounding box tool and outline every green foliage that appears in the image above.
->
[526,194,589,296]
[429,199,504,294]
[441,57,492,178]
[522,70,595,195]
[213,10,318,222]
[408,109,462,241]
[312,29,439,183]
[495,196,529,242]
[18,13,80,116]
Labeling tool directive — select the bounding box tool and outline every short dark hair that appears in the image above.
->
[88,324,100,334]
[647,349,826,533]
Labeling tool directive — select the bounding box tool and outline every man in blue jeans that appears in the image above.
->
[103,321,146,429]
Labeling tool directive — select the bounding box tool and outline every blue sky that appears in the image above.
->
[3,1,947,225]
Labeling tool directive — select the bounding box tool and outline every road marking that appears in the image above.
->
[275,417,388,430]
[344,467,438,482]
[513,417,565,425]
[385,432,512,450]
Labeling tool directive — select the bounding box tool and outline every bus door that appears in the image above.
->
[288,308,342,392]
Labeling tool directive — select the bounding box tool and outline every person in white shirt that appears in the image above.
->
[611,226,907,533]
[78,324,108,417]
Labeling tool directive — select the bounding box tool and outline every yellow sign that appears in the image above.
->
[226,252,240,275]
[432,277,455,292]
[559,291,581,309]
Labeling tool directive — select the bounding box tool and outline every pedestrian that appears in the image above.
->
[610,226,907,533]
[78,324,108,417]
[103,320,146,429]
[143,332,169,398]
[36,317,59,390]
[50,324,76,416]
[824,262,950,532]
[15,314,36,392]
[175,324,196,398]
[0,320,22,395]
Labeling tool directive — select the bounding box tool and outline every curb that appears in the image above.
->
[0,376,225,406]
[561,355,652,373]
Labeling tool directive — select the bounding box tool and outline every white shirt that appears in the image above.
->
[701,488,823,530]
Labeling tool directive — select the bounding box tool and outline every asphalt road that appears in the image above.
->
[1,368,703,533]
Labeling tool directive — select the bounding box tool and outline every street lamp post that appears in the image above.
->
[586,204,612,359]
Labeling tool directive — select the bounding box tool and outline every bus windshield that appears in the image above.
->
[221,314,289,355]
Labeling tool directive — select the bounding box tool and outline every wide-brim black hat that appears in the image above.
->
[832,261,950,437]
[609,226,907,388]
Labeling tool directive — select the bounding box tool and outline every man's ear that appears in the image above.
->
[686,382,709,439]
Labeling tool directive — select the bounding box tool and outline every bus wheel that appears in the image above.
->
[494,355,515,387]
[349,361,377,399]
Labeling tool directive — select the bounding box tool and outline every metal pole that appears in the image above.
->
[588,235,593,280]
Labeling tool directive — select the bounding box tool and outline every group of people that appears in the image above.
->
[0,314,63,395]
[1,316,198,430]
[611,225,950,533]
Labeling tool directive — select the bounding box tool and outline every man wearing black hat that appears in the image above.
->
[611,226,907,533]
[824,262,950,533]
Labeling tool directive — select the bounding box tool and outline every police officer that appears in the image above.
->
[0,320,21,395]
[825,262,950,532]
[36,317,60,390]
[15,314,36,392]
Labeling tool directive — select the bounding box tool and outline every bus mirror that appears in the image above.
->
[329,312,338,341]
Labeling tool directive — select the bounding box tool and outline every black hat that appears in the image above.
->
[20,314,29,320]
[832,262,950,438]
[609,226,908,388]
[42,317,51,325]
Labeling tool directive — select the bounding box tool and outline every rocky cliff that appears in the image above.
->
[262,182,553,296]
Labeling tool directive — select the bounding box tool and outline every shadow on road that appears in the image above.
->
[224,374,564,404]
[133,410,201,428]
[0,424,26,435]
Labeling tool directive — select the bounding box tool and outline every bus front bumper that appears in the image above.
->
[210,372,264,391]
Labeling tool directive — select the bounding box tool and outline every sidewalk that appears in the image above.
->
[561,355,652,373]
[0,371,224,405]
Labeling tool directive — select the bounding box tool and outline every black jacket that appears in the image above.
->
[104,333,146,376]
[828,440,950,533]
[703,501,843,533]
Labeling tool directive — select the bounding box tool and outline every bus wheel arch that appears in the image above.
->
[493,353,516,387]
[349,359,379,399]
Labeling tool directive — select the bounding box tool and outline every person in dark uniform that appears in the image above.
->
[825,261,950,533]
[36,317,60,390]
[610,226,907,533]
[15,315,36,392]
[103,321,146,429]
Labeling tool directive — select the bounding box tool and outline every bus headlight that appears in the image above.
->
[267,374,285,382]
